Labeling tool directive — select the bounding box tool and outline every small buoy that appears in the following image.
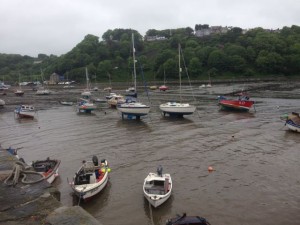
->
[208,166,214,172]
[107,168,111,172]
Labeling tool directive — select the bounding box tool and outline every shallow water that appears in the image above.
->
[1,83,300,225]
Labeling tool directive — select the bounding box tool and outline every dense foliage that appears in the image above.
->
[1,25,300,83]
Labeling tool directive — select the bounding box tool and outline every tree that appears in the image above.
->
[97,60,113,76]
[188,57,202,77]
[207,50,227,71]
[255,50,284,73]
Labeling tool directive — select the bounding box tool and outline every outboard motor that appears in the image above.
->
[157,165,163,177]
[92,156,98,166]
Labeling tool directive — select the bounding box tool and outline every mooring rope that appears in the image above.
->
[4,161,45,186]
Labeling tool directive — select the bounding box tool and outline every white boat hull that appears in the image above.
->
[144,190,172,208]
[143,172,172,208]
[72,173,109,199]
[117,103,150,116]
[70,159,110,200]
[14,105,36,118]
[46,167,59,184]
[36,90,50,95]
[286,120,300,132]
[159,102,196,116]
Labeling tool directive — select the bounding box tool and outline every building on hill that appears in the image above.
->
[145,35,167,41]
[49,73,60,84]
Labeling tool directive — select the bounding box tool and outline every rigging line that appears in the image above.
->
[180,45,201,119]
[138,63,151,105]
[138,63,154,124]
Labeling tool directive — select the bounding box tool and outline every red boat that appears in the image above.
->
[159,85,169,91]
[217,93,255,112]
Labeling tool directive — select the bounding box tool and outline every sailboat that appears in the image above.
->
[117,33,150,119]
[36,70,50,95]
[81,67,92,97]
[77,67,96,113]
[206,73,212,88]
[103,72,112,92]
[14,73,24,96]
[159,68,169,91]
[159,44,196,117]
[125,72,137,98]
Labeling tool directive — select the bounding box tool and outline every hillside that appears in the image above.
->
[1,25,300,84]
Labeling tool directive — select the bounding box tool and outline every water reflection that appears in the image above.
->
[143,195,174,225]
[116,119,152,132]
[78,181,111,214]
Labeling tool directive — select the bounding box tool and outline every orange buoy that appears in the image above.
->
[208,166,214,172]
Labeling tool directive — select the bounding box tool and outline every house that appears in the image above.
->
[49,73,60,84]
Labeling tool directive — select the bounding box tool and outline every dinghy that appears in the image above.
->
[143,165,172,208]
[31,157,61,184]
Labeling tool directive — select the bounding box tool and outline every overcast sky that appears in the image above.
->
[1,0,299,57]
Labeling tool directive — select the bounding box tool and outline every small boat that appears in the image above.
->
[118,98,150,119]
[93,98,107,103]
[281,112,300,132]
[217,92,255,112]
[63,85,75,89]
[159,102,196,117]
[32,157,61,184]
[126,87,135,93]
[159,68,169,91]
[15,73,25,96]
[149,85,157,90]
[107,94,125,108]
[166,213,211,225]
[105,92,117,100]
[69,156,110,200]
[104,87,112,92]
[0,99,5,107]
[36,87,51,95]
[159,85,169,91]
[14,105,36,119]
[60,101,74,106]
[77,99,97,113]
[14,89,24,96]
[143,165,172,208]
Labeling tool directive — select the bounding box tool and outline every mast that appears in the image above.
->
[18,73,22,90]
[132,33,137,92]
[85,67,89,90]
[178,44,182,103]
[163,67,166,85]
